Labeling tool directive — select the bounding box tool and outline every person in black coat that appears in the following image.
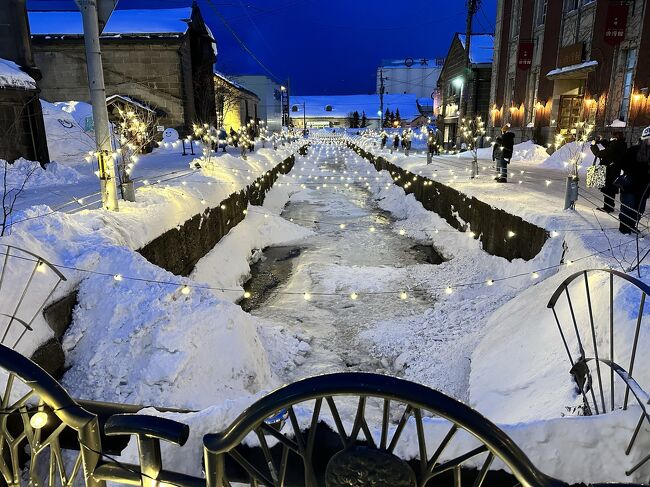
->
[392,134,399,153]
[492,124,514,182]
[618,127,650,234]
[591,132,626,213]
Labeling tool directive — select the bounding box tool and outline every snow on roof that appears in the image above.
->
[546,60,598,79]
[0,58,36,90]
[289,94,420,120]
[106,94,156,113]
[214,71,260,99]
[457,34,494,64]
[28,7,192,36]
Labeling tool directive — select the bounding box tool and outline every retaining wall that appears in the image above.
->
[349,143,548,261]
[38,148,305,376]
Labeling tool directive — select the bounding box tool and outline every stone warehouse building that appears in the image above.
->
[214,71,260,132]
[28,4,217,133]
[0,0,49,164]
[490,0,650,145]
[437,33,494,146]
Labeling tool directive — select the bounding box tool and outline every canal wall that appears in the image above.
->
[37,147,306,377]
[348,143,548,261]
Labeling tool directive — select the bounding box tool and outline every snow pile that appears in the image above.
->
[40,100,96,165]
[540,141,594,172]
[0,59,36,90]
[511,140,549,164]
[1,158,84,189]
[53,100,94,128]
[470,265,650,423]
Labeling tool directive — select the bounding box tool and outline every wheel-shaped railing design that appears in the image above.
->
[547,268,650,480]
[203,372,568,487]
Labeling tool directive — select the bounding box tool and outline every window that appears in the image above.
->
[536,0,547,26]
[565,0,578,12]
[619,48,638,121]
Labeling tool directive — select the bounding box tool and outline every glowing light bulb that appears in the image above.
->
[303,292,312,301]
[243,291,251,299]
[30,411,48,429]
[339,223,346,229]
[532,272,540,279]
[350,292,358,300]
[399,229,406,236]
[486,279,494,286]
[399,291,408,300]
[113,274,123,281]
[370,226,376,233]
[181,285,191,295]
[445,286,453,295]
[507,231,516,238]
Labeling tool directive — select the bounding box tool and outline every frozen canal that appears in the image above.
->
[243,143,444,382]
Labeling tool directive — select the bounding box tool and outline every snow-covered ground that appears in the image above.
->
[3,123,650,483]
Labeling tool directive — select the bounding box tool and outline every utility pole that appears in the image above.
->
[75,0,119,210]
[303,102,306,134]
[460,0,480,121]
[379,67,385,129]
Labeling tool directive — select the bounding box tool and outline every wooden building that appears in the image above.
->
[437,33,494,146]
[0,0,49,164]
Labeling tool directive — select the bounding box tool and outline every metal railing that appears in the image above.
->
[547,268,650,480]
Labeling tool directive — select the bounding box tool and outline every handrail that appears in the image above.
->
[546,268,650,308]
[0,343,94,430]
[203,372,567,487]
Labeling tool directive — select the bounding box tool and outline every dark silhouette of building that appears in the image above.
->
[0,0,49,164]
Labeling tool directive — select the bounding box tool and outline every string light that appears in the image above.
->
[181,285,191,295]
[243,291,251,298]
[445,286,453,295]
[486,279,494,286]
[350,292,359,300]
[303,292,312,301]
[113,274,123,281]
[399,291,408,300]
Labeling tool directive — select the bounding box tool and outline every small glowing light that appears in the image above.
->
[181,285,191,295]
[339,223,346,229]
[243,209,248,215]
[445,286,453,295]
[399,229,406,236]
[566,260,574,266]
[36,262,47,273]
[370,226,376,232]
[545,180,552,186]
[220,204,226,210]
[264,214,269,218]
[30,411,48,430]
[507,231,516,238]
[243,291,251,299]
[303,292,312,301]
[350,292,359,300]
[532,272,540,279]
[113,274,123,281]
[551,230,559,238]
[468,231,476,238]
[486,279,494,286]
[399,291,408,300]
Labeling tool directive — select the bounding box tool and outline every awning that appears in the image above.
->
[546,60,598,80]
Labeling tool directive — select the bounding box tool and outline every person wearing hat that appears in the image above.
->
[618,126,650,234]
[492,124,514,183]
[590,131,626,213]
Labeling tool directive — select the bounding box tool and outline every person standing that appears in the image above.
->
[591,132,626,213]
[434,127,443,155]
[381,130,388,149]
[392,134,399,153]
[618,127,650,233]
[492,124,514,183]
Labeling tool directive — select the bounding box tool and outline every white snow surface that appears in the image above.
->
[40,100,96,165]
[0,58,36,90]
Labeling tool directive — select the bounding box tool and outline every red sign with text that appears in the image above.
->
[604,3,628,46]
[517,41,534,71]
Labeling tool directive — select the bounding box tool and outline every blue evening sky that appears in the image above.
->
[26,0,496,95]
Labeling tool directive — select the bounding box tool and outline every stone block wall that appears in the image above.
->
[32,38,188,129]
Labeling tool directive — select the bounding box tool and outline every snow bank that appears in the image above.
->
[540,140,594,172]
[0,58,35,90]
[454,140,548,164]
[1,158,84,189]
[191,202,313,301]
[40,100,96,165]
